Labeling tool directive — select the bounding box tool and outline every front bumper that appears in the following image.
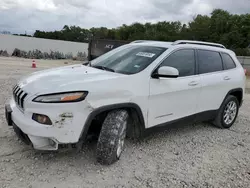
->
[6,104,31,145]
[5,98,92,150]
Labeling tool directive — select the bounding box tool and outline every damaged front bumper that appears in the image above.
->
[6,104,31,145]
[5,98,92,150]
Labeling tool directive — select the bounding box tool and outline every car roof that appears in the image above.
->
[130,40,235,55]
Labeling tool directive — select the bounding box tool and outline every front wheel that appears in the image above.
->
[96,110,128,165]
[213,95,239,129]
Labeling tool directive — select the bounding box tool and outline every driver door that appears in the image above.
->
[148,49,201,127]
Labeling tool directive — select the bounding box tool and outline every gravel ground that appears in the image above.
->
[0,57,250,188]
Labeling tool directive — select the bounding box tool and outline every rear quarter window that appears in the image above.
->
[221,53,236,70]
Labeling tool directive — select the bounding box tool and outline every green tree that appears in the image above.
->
[31,9,250,52]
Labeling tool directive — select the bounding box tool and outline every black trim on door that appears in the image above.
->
[194,49,199,75]
[144,110,218,137]
[219,52,225,70]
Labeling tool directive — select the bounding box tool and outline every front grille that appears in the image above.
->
[13,85,28,110]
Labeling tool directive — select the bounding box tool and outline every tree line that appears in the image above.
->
[0,48,87,60]
[32,9,249,55]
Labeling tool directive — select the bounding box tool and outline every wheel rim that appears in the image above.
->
[116,121,127,158]
[223,101,237,125]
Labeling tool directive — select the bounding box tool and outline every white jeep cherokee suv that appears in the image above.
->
[5,40,245,165]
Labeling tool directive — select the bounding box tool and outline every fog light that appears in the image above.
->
[32,113,52,125]
[49,139,56,147]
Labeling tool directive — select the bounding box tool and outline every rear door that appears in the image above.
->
[220,52,241,92]
[196,49,226,113]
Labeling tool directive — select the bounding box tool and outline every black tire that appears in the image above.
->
[96,110,128,165]
[213,95,239,129]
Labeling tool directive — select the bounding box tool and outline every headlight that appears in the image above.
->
[33,91,88,103]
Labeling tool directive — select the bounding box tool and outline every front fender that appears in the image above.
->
[79,102,146,141]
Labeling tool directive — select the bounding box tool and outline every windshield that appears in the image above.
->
[90,45,167,75]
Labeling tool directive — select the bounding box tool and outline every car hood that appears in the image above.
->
[18,64,124,94]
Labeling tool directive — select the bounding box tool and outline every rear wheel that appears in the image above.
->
[96,110,128,165]
[213,95,239,129]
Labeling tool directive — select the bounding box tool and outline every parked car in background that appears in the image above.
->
[88,39,129,61]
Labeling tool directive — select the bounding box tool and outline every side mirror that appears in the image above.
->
[152,66,179,78]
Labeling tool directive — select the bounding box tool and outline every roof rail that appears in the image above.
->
[130,40,147,43]
[130,40,159,44]
[173,40,226,49]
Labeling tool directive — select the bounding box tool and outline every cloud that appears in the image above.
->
[209,0,250,14]
[0,0,249,34]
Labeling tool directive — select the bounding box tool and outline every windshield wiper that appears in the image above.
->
[92,65,115,72]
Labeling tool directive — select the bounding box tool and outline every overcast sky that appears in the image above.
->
[0,0,250,34]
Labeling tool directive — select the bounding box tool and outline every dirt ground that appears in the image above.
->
[1,57,250,188]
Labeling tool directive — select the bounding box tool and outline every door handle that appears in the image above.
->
[224,76,231,81]
[188,81,198,86]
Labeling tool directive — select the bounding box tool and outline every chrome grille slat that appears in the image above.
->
[13,85,18,92]
[16,89,22,97]
[12,85,28,110]
[20,93,28,108]
[14,87,20,94]
[17,91,23,105]
[15,88,20,103]
[15,87,20,94]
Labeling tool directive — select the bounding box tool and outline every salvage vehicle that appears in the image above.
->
[5,40,245,165]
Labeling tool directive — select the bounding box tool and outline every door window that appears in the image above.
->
[159,49,195,77]
[197,50,223,74]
